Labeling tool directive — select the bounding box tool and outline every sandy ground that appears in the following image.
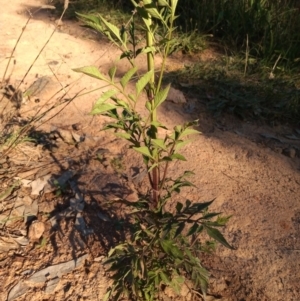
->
[0,1,300,301]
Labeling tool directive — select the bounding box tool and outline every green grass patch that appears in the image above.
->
[172,55,300,124]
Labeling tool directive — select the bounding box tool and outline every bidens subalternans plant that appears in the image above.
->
[74,1,233,300]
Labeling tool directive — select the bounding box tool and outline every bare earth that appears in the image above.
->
[0,1,300,301]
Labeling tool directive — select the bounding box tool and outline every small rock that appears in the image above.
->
[28,254,88,283]
[28,221,45,241]
[125,191,139,202]
[282,147,296,158]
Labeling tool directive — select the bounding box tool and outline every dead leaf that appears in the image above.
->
[31,174,53,195]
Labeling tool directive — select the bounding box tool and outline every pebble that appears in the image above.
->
[28,221,45,241]
[282,147,296,158]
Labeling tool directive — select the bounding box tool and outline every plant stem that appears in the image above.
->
[146,13,159,208]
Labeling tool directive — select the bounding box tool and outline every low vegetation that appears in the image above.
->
[75,1,232,300]
[53,0,300,125]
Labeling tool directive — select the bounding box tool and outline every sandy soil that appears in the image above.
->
[0,1,300,301]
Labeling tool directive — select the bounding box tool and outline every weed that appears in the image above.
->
[75,1,232,300]
[53,179,67,197]
[110,157,124,174]
[36,236,48,249]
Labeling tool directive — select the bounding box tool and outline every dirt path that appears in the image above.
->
[1,1,300,301]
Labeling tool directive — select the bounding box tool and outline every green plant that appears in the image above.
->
[74,1,232,300]
[110,157,125,174]
[104,194,232,301]
[176,0,300,69]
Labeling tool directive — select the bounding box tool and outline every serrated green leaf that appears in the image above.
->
[205,221,226,227]
[96,90,117,104]
[198,272,209,296]
[183,200,214,214]
[108,66,117,81]
[128,93,136,103]
[148,162,159,173]
[103,123,124,130]
[91,103,117,115]
[171,153,187,161]
[159,271,170,285]
[99,15,122,42]
[183,170,195,177]
[120,67,138,89]
[151,121,168,130]
[205,226,233,249]
[136,46,157,56]
[174,125,182,133]
[115,132,131,140]
[180,128,201,137]
[158,0,169,6]
[152,138,167,150]
[153,84,170,109]
[107,243,127,257]
[76,12,100,24]
[169,244,184,259]
[121,29,127,44]
[169,273,185,295]
[216,215,232,225]
[174,139,192,151]
[160,239,173,255]
[102,289,112,301]
[114,98,129,109]
[171,0,179,12]
[136,70,154,96]
[145,101,152,111]
[76,13,104,34]
[144,4,165,23]
[161,156,172,161]
[73,66,107,81]
[202,212,221,220]
[133,146,154,159]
